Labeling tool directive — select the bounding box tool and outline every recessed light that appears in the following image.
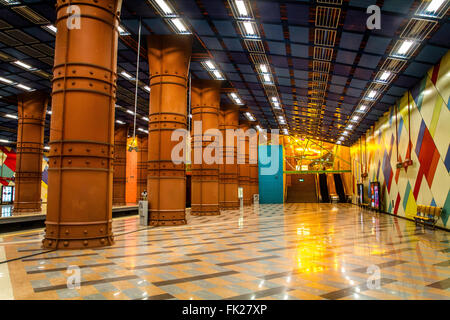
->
[351,115,359,122]
[263,74,271,83]
[120,71,133,80]
[235,0,248,16]
[260,64,268,73]
[13,60,33,70]
[367,90,377,99]
[426,0,446,12]
[212,70,223,79]
[154,0,174,15]
[142,116,149,121]
[43,24,57,34]
[16,83,32,91]
[379,71,391,81]
[205,60,215,70]
[171,18,188,33]
[0,77,13,84]
[116,120,125,124]
[397,40,414,55]
[126,110,134,115]
[143,85,150,92]
[243,21,255,35]
[5,114,17,119]
[359,105,367,112]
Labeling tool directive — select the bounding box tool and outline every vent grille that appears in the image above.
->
[314,29,337,47]
[313,47,333,61]
[0,19,11,29]
[16,45,45,58]
[11,6,50,25]
[312,61,331,73]
[312,72,328,83]
[0,50,12,61]
[5,29,38,44]
[245,39,265,53]
[315,6,341,29]
[380,58,407,73]
[32,43,54,56]
[317,0,343,4]
[0,31,21,46]
[401,18,437,41]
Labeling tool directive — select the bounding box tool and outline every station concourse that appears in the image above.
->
[0,0,448,301]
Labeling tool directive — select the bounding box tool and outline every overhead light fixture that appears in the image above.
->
[171,18,188,33]
[235,0,248,17]
[343,131,349,136]
[379,71,391,81]
[336,141,341,145]
[255,125,262,131]
[243,21,255,35]
[263,74,271,83]
[397,40,414,55]
[212,70,224,80]
[245,112,255,121]
[205,60,215,70]
[44,146,50,150]
[142,116,149,121]
[120,71,133,80]
[351,115,359,122]
[16,83,32,91]
[116,120,125,124]
[47,110,52,115]
[0,139,10,144]
[260,64,268,73]
[426,0,446,12]
[118,25,130,36]
[0,77,13,84]
[230,93,238,99]
[154,0,174,15]
[359,105,367,112]
[126,109,135,115]
[235,98,242,104]
[138,127,149,134]
[271,97,278,103]
[43,24,57,34]
[273,102,280,108]
[282,128,288,135]
[13,60,33,70]
[143,85,150,92]
[5,114,17,119]
[367,90,377,99]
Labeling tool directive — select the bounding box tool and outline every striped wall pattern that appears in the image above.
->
[351,50,450,229]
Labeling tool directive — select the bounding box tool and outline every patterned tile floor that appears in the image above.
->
[0,203,448,300]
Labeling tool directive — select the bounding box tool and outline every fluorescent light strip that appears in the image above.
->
[205,60,215,70]
[16,83,32,91]
[212,70,223,80]
[235,0,248,17]
[116,120,125,124]
[154,0,174,15]
[243,21,255,35]
[5,114,17,119]
[171,18,188,33]
[120,71,133,80]
[126,110,135,115]
[143,85,150,92]
[0,77,13,84]
[43,24,57,34]
[13,60,33,70]
[397,40,414,55]
[379,71,391,81]
[426,0,446,12]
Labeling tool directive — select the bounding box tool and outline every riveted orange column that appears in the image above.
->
[136,135,148,200]
[249,130,259,200]
[238,121,251,206]
[191,79,221,216]
[43,0,122,249]
[221,104,240,209]
[219,110,225,208]
[147,35,192,226]
[113,124,127,206]
[14,91,48,214]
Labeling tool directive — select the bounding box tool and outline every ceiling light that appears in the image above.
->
[43,24,57,34]
[235,98,242,104]
[205,60,215,70]
[273,102,280,108]
[16,83,32,91]
[263,74,271,83]
[171,18,188,33]
[47,110,52,115]
[235,0,248,16]
[116,120,125,124]
[0,139,10,144]
[337,141,341,145]
[343,131,349,136]
[126,110,134,115]
[282,128,288,135]
[271,97,278,103]
[120,71,133,80]
[154,0,174,15]
[256,125,262,131]
[347,124,353,130]
[0,77,13,84]
[118,25,130,36]
[13,60,33,70]
[426,0,446,12]
[138,128,149,134]
[212,70,223,80]
[359,105,367,112]
[143,85,150,92]
[379,71,391,81]
[351,115,359,122]
[243,21,255,35]
[5,114,17,119]
[230,93,238,99]
[260,64,268,73]
[142,116,149,121]
[245,112,255,121]
[367,90,377,99]
[44,146,50,150]
[397,40,414,55]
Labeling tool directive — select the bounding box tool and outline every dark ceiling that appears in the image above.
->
[0,0,448,147]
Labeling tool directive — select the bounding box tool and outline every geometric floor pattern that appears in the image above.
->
[0,203,449,300]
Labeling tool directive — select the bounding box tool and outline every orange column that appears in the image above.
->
[43,0,122,249]
[125,137,137,204]
[219,110,225,208]
[222,105,240,209]
[191,79,221,216]
[113,124,127,206]
[136,135,148,201]
[238,121,251,206]
[250,130,259,199]
[147,35,192,226]
[14,91,48,214]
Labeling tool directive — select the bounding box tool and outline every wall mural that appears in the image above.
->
[351,51,450,229]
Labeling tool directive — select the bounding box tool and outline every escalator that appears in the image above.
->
[319,173,330,203]
[333,174,346,203]
[286,174,317,203]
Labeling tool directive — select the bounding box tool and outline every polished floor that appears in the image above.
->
[0,203,448,300]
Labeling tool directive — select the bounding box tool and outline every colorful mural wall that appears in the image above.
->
[0,146,49,203]
[351,51,450,229]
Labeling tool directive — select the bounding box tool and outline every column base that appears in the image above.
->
[191,205,220,216]
[149,210,186,226]
[42,236,114,250]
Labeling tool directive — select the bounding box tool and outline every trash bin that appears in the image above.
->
[139,200,148,226]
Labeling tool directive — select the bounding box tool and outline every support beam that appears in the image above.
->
[14,91,48,214]
[43,0,123,249]
[191,79,221,216]
[147,34,192,226]
[220,104,240,209]
[113,124,127,206]
[136,135,148,201]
